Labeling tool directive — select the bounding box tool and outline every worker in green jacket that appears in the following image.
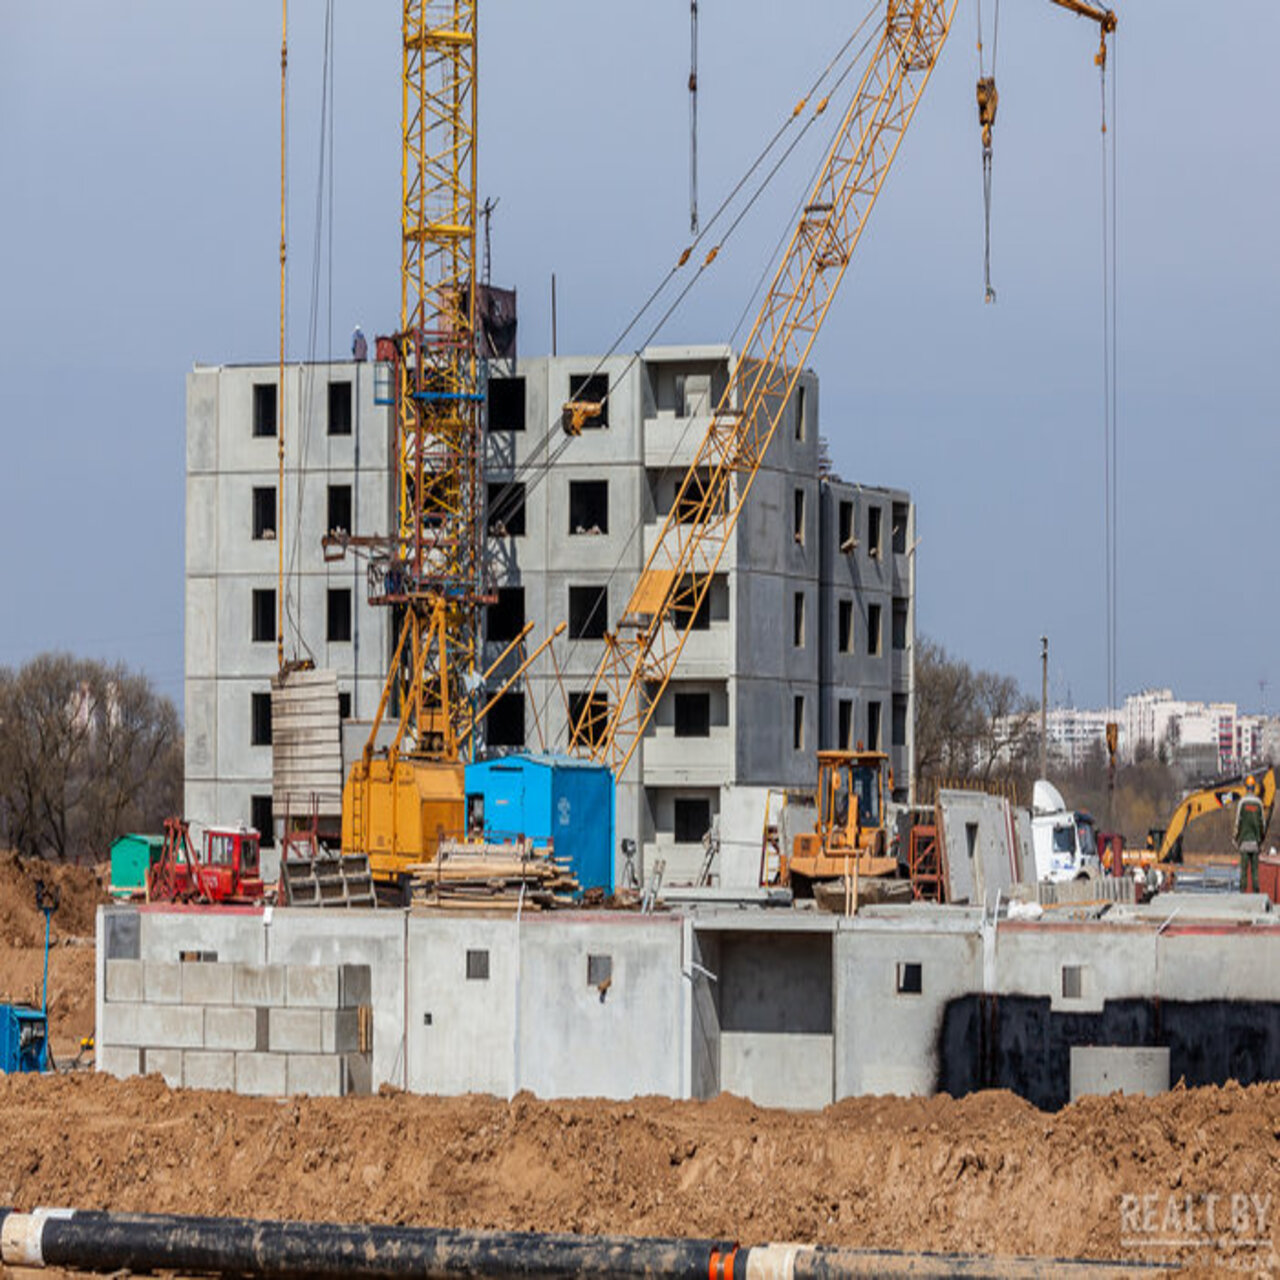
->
[1233,777,1266,893]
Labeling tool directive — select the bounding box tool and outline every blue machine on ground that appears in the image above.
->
[465,754,615,893]
[0,878,58,1074]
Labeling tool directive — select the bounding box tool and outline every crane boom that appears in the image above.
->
[570,0,958,775]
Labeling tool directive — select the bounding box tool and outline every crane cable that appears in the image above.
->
[689,0,699,235]
[1100,31,1119,820]
[975,0,999,302]
[486,5,881,540]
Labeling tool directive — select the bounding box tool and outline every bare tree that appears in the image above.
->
[0,654,182,862]
[914,637,1036,792]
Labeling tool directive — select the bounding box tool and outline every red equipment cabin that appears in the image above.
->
[148,818,265,905]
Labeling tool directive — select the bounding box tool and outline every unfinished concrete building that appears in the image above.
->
[184,347,915,884]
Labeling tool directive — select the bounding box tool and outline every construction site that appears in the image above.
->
[4,0,1280,1276]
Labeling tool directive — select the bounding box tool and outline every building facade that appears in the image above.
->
[184,347,915,885]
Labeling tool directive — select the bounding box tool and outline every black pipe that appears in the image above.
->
[0,1208,1163,1278]
[1,1208,737,1278]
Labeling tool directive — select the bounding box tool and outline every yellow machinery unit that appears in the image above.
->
[786,750,897,892]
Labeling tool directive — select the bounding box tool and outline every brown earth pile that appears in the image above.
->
[0,852,107,946]
[0,1073,1276,1272]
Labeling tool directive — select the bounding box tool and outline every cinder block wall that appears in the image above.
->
[98,908,373,1098]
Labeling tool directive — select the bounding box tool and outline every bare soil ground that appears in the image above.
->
[0,1073,1277,1275]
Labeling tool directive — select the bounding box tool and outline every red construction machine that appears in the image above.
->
[146,818,265,905]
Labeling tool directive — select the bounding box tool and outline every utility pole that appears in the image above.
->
[1040,635,1048,779]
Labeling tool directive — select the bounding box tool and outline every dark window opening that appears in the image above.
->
[250,794,275,849]
[587,953,613,986]
[487,376,526,432]
[896,962,923,995]
[338,691,352,720]
[795,384,806,442]
[793,592,805,647]
[1062,965,1084,999]
[568,691,609,749]
[674,692,711,738]
[868,603,882,657]
[252,383,277,438]
[838,699,853,750]
[672,577,711,631]
[328,381,352,436]
[568,373,609,428]
[868,505,883,559]
[892,694,908,748]
[327,484,353,536]
[867,700,882,750]
[251,692,272,747]
[674,798,711,844]
[327,588,352,643]
[487,481,526,537]
[892,500,909,554]
[486,692,525,748]
[793,695,805,751]
[568,585,608,640]
[892,597,908,651]
[252,486,276,540]
[486,587,526,644]
[569,479,609,534]
[674,469,722,524]
[466,949,490,981]
[839,499,855,551]
[793,488,805,544]
[252,589,276,643]
[838,599,853,653]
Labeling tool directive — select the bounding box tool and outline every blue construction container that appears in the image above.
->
[0,1004,47,1073]
[465,754,614,893]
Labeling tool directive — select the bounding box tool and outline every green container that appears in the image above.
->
[109,834,164,898]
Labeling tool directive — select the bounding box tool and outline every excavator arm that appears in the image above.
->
[1157,767,1276,863]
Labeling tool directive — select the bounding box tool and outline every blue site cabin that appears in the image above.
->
[464,754,615,893]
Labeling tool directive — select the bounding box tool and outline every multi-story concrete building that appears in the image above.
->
[184,347,915,885]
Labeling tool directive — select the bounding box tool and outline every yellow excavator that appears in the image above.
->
[1144,767,1276,864]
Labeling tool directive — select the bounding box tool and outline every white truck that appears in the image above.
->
[1030,780,1101,883]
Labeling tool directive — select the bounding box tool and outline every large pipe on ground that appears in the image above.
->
[0,1207,1160,1278]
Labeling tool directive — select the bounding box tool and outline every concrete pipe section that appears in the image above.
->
[0,1207,1166,1278]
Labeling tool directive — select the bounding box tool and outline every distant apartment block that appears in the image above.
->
[185,347,915,884]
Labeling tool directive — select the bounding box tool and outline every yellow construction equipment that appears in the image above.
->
[1143,767,1276,865]
[785,750,897,894]
[569,0,1116,776]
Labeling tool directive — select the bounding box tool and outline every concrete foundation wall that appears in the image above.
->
[97,901,1280,1108]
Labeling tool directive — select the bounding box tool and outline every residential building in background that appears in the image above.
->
[185,348,915,885]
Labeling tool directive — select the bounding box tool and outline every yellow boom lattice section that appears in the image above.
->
[395,0,482,757]
[571,0,956,775]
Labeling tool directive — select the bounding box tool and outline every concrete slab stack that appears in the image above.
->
[98,957,372,1097]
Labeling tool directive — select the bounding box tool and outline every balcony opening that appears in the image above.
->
[568,585,608,640]
[485,692,525,749]
[868,603,882,657]
[252,383,277,438]
[327,483,352,536]
[486,587,526,644]
[487,481,526,537]
[868,505,883,559]
[674,691,711,738]
[487,376,526,432]
[892,500,909,554]
[569,479,609,535]
[252,486,276,540]
[568,372,609,428]
[327,381,352,436]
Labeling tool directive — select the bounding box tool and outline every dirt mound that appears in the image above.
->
[0,1074,1276,1269]
[0,851,107,946]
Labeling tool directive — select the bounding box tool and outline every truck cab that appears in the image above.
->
[1030,780,1101,883]
[196,825,264,902]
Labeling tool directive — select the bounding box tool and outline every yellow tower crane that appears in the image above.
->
[336,2,484,888]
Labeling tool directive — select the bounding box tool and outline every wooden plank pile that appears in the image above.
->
[406,838,580,912]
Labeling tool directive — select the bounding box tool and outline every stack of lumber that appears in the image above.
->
[406,839,580,912]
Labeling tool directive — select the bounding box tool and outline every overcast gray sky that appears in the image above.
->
[2,2,1277,714]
